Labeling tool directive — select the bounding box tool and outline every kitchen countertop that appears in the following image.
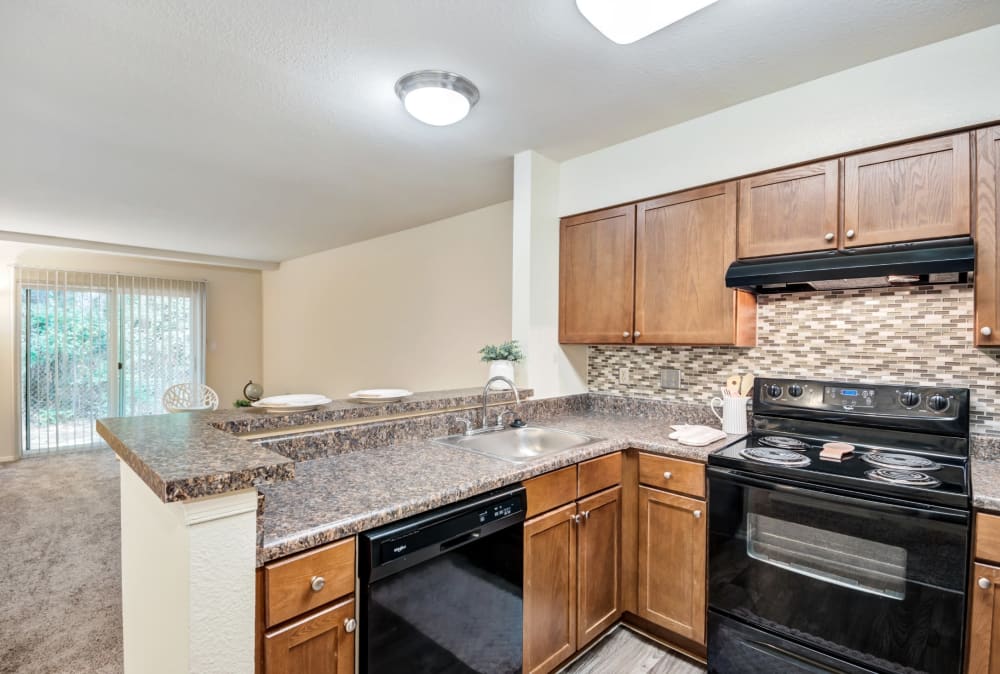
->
[97,386,528,502]
[256,409,741,564]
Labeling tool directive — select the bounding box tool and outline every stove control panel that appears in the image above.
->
[824,386,875,408]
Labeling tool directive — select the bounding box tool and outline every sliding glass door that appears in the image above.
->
[17,269,206,455]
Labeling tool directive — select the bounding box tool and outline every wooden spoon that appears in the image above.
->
[726,375,742,396]
[740,374,755,397]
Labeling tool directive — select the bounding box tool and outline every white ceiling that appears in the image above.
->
[2,1,999,263]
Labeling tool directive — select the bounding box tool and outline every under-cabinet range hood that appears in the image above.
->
[725,237,975,293]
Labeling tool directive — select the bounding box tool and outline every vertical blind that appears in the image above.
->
[16,267,206,454]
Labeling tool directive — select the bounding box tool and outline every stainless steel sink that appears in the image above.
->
[434,425,602,464]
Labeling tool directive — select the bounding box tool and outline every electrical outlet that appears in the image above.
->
[618,367,631,385]
[660,368,682,389]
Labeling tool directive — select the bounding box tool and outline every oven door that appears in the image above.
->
[708,466,969,674]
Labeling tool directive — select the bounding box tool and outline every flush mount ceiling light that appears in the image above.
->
[576,0,720,45]
[394,70,480,126]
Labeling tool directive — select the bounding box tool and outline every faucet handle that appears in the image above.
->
[495,409,515,428]
[454,417,474,435]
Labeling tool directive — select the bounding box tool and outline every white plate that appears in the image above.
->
[349,388,414,404]
[252,394,332,408]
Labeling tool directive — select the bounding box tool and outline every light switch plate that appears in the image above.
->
[660,368,681,389]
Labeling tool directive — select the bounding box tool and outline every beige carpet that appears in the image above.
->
[0,448,123,674]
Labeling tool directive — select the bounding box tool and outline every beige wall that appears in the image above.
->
[0,242,262,461]
[262,201,513,398]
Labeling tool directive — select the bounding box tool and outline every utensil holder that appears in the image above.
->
[711,396,749,435]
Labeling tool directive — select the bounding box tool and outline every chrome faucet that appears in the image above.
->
[456,377,522,436]
[482,376,520,429]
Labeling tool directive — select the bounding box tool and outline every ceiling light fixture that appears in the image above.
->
[576,0,720,45]
[394,70,480,126]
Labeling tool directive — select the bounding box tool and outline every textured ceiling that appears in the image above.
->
[2,1,999,262]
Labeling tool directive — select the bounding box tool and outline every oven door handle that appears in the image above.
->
[708,467,969,524]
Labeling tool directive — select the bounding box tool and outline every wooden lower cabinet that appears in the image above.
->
[524,503,578,674]
[637,486,706,644]
[524,487,622,674]
[264,596,356,674]
[969,563,1000,674]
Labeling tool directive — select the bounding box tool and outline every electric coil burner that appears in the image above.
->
[707,378,971,674]
[865,467,942,488]
[739,446,811,467]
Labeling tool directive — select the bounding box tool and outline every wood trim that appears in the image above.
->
[975,126,1000,346]
[620,450,639,616]
[525,466,578,518]
[843,133,971,247]
[969,562,1000,674]
[577,452,622,498]
[264,537,356,628]
[978,512,1000,563]
[255,568,265,674]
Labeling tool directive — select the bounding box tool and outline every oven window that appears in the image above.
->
[747,509,907,600]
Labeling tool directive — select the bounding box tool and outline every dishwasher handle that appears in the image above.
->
[440,529,481,552]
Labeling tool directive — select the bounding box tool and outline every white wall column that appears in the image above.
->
[119,462,258,674]
[511,150,587,398]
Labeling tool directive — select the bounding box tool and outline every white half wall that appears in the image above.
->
[511,151,587,398]
[262,201,514,398]
[559,24,1000,216]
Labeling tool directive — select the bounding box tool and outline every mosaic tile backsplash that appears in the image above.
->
[589,283,1000,436]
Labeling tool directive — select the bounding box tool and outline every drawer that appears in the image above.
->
[578,452,622,497]
[524,465,577,518]
[638,453,705,498]
[265,537,356,627]
[977,512,1000,563]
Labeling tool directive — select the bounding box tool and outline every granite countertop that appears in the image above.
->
[256,409,742,564]
[973,459,1000,513]
[97,387,529,502]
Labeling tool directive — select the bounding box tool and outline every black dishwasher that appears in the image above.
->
[359,485,526,674]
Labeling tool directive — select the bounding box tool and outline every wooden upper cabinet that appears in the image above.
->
[559,205,636,344]
[523,503,578,674]
[737,159,839,258]
[636,182,754,345]
[969,562,1000,674]
[576,487,621,649]
[263,597,355,674]
[637,487,706,645]
[844,133,971,248]
[976,125,1000,347]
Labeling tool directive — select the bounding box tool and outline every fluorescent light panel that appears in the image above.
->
[576,0,720,45]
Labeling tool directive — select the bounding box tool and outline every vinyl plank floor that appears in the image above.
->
[560,627,705,674]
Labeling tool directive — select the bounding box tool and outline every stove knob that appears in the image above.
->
[787,384,803,398]
[928,394,949,412]
[766,384,783,398]
[899,391,920,408]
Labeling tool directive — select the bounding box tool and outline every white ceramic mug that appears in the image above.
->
[711,396,749,435]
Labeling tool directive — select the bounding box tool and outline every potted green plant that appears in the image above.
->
[479,340,524,388]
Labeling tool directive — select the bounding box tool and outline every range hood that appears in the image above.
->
[725,237,975,293]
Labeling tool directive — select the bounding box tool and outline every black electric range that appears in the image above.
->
[706,377,972,674]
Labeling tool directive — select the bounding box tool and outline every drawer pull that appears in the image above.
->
[571,513,583,525]
[310,576,326,592]
[663,471,672,480]
[344,617,357,633]
[980,577,993,590]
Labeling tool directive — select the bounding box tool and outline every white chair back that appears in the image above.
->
[163,383,220,413]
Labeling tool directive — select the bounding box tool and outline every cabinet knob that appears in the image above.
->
[846,229,856,239]
[622,331,631,338]
[693,510,702,519]
[824,232,835,242]
[980,577,993,590]
[633,331,641,338]
[982,326,993,337]
[582,510,591,520]
[571,513,583,524]
[310,576,326,592]
[344,617,357,633]
[663,471,672,480]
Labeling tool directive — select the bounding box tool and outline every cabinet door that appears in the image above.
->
[844,133,970,248]
[559,205,636,344]
[737,160,839,258]
[577,487,621,648]
[637,487,706,644]
[969,563,1000,674]
[263,597,355,674]
[976,126,1000,347]
[636,182,753,345]
[524,503,578,674]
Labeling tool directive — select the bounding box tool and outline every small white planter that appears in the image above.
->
[487,360,515,387]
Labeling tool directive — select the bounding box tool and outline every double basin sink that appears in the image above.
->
[434,425,602,464]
